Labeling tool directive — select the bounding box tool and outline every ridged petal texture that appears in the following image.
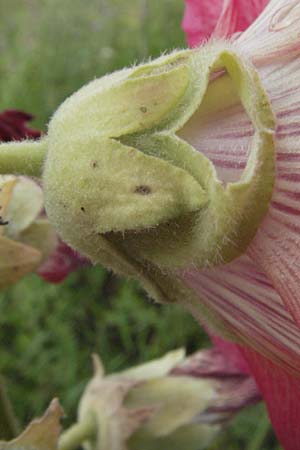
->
[182,1,300,449]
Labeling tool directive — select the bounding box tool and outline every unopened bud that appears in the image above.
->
[74,347,260,450]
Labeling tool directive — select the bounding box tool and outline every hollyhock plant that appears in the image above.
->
[1,0,300,447]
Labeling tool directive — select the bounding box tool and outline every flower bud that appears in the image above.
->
[43,42,274,273]
[72,347,260,450]
[0,43,276,315]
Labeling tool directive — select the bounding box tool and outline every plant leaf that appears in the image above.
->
[0,399,64,450]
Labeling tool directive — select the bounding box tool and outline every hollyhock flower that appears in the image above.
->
[181,0,300,448]
[1,1,300,447]
[58,348,260,450]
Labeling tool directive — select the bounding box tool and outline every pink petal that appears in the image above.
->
[240,346,300,450]
[236,0,300,327]
[174,342,255,386]
[211,336,251,375]
[178,101,252,185]
[172,345,261,415]
[180,254,300,375]
[182,0,224,47]
[180,1,300,446]
[182,0,269,47]
[237,0,300,65]
[180,0,300,334]
[37,240,89,283]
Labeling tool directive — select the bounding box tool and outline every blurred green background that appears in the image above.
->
[0,0,281,448]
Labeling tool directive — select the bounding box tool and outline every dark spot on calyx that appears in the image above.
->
[140,106,147,113]
[135,185,151,195]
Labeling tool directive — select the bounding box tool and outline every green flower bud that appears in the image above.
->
[43,42,274,271]
[0,42,275,325]
[68,350,220,450]
[58,348,260,450]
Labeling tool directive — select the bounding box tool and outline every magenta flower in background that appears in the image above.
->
[182,1,300,449]
[182,0,269,47]
[37,239,89,283]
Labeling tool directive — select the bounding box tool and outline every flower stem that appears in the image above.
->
[246,410,271,450]
[0,375,19,439]
[58,413,97,450]
[0,139,47,177]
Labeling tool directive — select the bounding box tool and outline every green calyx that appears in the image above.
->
[43,42,275,271]
[0,43,275,331]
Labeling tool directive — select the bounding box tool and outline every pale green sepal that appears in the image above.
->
[44,136,207,235]
[118,133,214,267]
[49,58,192,141]
[128,422,220,450]
[0,139,47,177]
[128,50,192,79]
[125,377,216,436]
[122,46,275,268]
[120,348,186,380]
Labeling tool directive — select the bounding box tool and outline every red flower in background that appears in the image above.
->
[0,109,88,283]
[182,1,300,449]
[37,240,89,283]
[0,110,41,141]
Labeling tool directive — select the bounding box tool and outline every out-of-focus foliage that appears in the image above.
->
[0,267,204,424]
[0,0,281,448]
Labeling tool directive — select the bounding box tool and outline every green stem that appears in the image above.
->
[0,375,19,439]
[246,411,271,450]
[58,413,97,450]
[0,138,48,177]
